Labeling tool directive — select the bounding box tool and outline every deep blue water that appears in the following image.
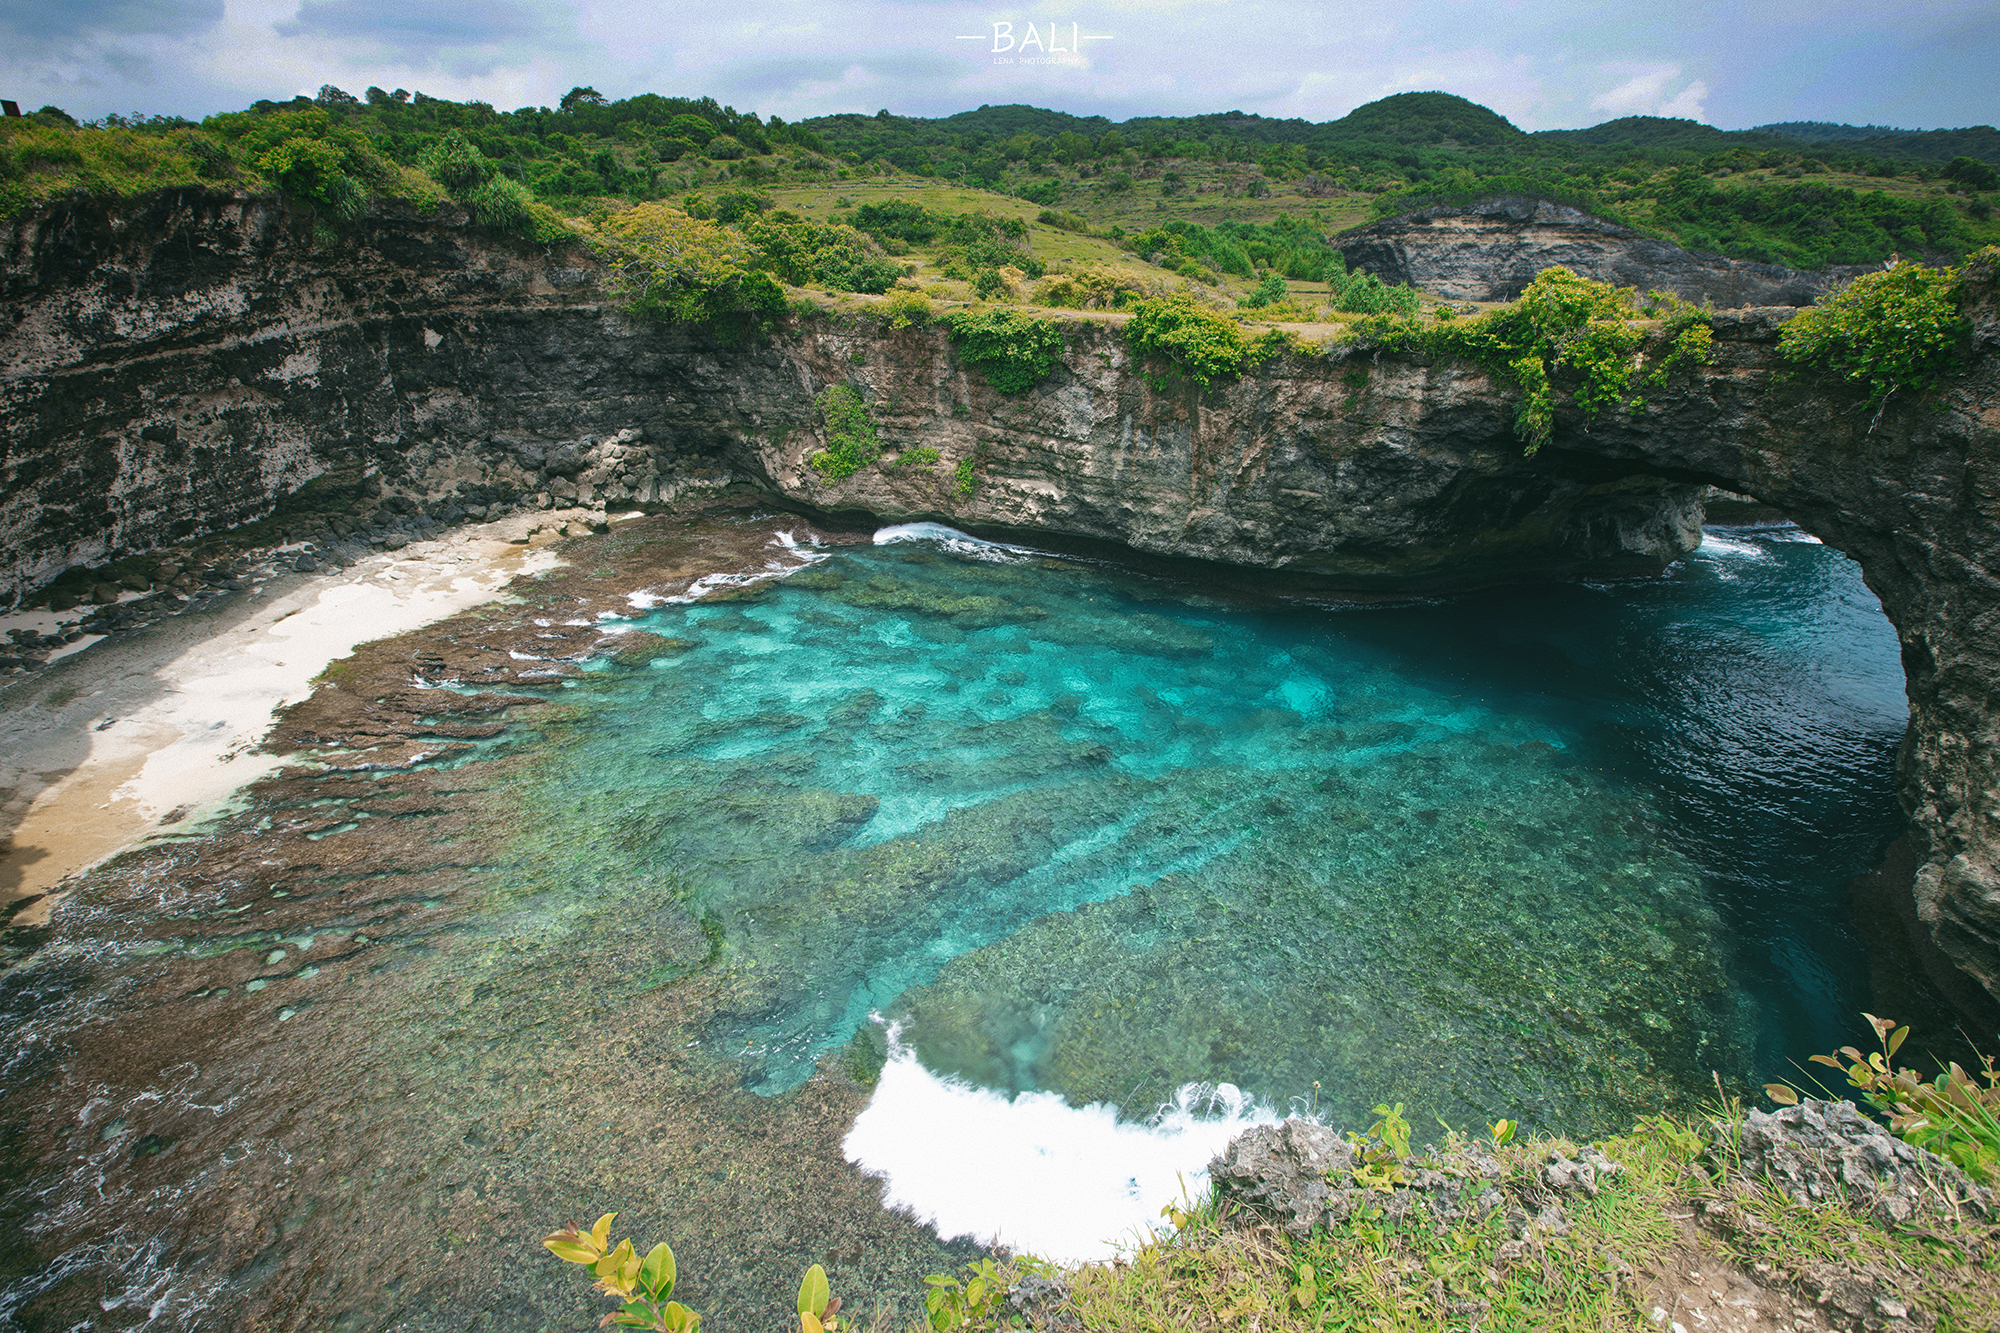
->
[509,522,1908,1136]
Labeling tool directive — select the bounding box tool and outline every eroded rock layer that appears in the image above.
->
[1336,195,1876,306]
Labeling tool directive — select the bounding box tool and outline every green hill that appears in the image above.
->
[2,85,1995,272]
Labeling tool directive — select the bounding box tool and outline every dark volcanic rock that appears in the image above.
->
[1337,195,1875,305]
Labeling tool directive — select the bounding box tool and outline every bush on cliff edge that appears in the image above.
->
[1777,253,1980,405]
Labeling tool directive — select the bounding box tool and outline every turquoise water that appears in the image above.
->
[506,522,1909,1137]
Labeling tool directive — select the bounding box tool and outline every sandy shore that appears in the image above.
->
[0,511,593,924]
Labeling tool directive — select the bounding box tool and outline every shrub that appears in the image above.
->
[746,215,900,293]
[596,204,786,335]
[1767,1014,2000,1184]
[971,267,1009,301]
[1349,267,1713,452]
[1239,273,1289,309]
[1034,266,1147,310]
[876,287,932,329]
[259,135,367,220]
[420,130,491,195]
[943,309,1066,392]
[889,445,941,471]
[1329,270,1422,316]
[1125,293,1250,390]
[465,174,530,229]
[0,120,208,215]
[709,189,773,225]
[810,384,882,480]
[1777,260,1967,403]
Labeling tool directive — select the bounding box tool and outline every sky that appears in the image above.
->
[6,0,1998,133]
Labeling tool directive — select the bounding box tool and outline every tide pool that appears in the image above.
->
[493,521,1908,1229]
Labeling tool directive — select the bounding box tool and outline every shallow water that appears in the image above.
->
[505,523,1906,1134]
[1,517,1925,1313]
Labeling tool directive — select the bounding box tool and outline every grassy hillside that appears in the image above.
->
[2,86,1996,275]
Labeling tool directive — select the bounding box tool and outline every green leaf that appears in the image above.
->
[545,1239,599,1265]
[660,1300,703,1332]
[642,1242,677,1300]
[1764,1083,1800,1106]
[798,1263,830,1318]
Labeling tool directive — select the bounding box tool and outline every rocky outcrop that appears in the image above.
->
[1337,195,1875,305]
[4,191,2000,1006]
[1731,1099,1991,1227]
[0,188,1704,603]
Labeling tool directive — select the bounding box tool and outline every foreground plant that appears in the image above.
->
[544,1214,701,1330]
[1765,1012,2000,1183]
[545,1215,842,1332]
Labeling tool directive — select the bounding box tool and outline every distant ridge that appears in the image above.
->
[1755,121,1924,141]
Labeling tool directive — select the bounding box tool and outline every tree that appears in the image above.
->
[560,86,607,113]
[1944,156,1998,192]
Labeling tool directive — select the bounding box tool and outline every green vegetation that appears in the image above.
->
[889,446,941,472]
[545,1218,842,1332]
[543,1214,702,1331]
[1767,1013,2000,1184]
[924,1256,1054,1330]
[1059,1110,1995,1332]
[8,85,1998,277]
[1125,293,1253,390]
[743,211,901,292]
[593,204,787,335]
[951,455,979,499]
[1128,216,1345,281]
[876,288,933,328]
[1776,251,1984,403]
[798,92,2000,269]
[1352,268,1714,451]
[942,309,1067,392]
[0,115,213,215]
[810,385,883,480]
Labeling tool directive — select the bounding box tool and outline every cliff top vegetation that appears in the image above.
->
[3,86,1996,271]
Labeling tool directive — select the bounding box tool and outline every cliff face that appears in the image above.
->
[5,191,1999,1001]
[1337,196,1876,306]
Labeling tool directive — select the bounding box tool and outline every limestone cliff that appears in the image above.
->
[4,189,1998,1003]
[1337,196,1876,306]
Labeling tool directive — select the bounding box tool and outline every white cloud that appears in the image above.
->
[2,0,1993,132]
[1589,60,1709,122]
[1658,79,1708,121]
[1591,62,1676,114]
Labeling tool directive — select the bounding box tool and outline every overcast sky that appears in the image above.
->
[7,1,1997,132]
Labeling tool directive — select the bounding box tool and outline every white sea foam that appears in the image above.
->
[872,522,1040,563]
[1697,531,1767,559]
[627,531,830,608]
[844,1027,1280,1262]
